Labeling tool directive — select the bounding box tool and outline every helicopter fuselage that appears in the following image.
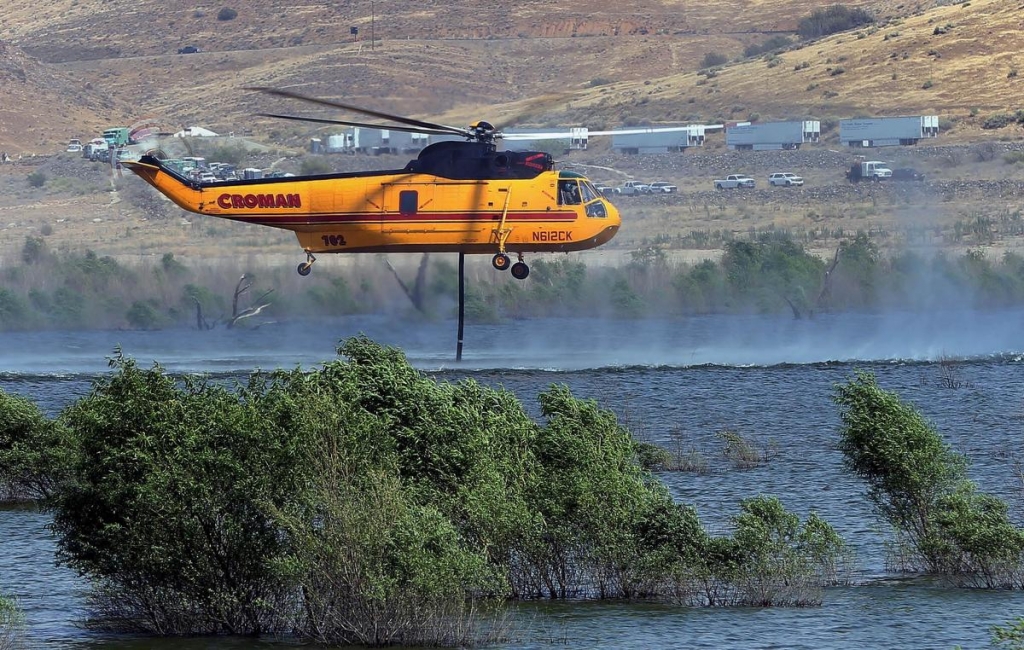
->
[123,143,620,258]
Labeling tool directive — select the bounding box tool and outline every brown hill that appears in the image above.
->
[9,0,1023,153]
[0,41,135,153]
[2,0,1024,152]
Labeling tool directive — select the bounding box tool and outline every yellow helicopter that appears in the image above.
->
[123,88,621,280]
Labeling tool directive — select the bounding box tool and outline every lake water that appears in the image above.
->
[3,310,1024,648]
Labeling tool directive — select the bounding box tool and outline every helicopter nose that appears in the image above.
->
[605,198,622,228]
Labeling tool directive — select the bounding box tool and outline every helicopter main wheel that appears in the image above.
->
[510,261,530,280]
[492,253,511,271]
[297,251,317,276]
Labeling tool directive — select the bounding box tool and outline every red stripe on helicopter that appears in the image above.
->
[216,212,576,225]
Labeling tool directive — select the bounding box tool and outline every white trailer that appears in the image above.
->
[611,125,710,154]
[839,116,939,147]
[323,128,431,154]
[726,120,821,150]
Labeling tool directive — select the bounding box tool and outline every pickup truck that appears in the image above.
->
[615,180,651,196]
[648,181,678,193]
[714,174,756,190]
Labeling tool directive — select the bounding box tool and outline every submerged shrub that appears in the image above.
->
[43,337,850,642]
[0,594,24,649]
[834,371,1024,586]
[51,353,311,635]
[0,389,78,501]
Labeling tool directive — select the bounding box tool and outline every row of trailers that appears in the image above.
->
[310,115,939,155]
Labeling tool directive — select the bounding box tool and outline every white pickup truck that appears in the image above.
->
[616,180,651,196]
[648,181,678,193]
[714,174,756,190]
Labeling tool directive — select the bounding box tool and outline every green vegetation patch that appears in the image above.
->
[0,338,848,641]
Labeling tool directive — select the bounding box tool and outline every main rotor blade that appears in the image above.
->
[248,87,470,137]
[499,132,577,140]
[257,113,465,137]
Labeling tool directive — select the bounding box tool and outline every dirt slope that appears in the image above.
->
[6,0,1023,154]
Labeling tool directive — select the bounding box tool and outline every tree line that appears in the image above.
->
[5,234,1024,331]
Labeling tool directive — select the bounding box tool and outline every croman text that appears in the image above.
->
[532,231,573,242]
[216,193,302,209]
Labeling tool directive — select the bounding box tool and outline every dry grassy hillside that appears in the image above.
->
[7,0,1021,153]
[544,0,1024,140]
[0,41,135,152]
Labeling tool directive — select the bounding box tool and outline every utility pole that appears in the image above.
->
[371,1,375,51]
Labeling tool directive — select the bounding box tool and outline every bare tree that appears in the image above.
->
[226,274,274,329]
[815,245,842,310]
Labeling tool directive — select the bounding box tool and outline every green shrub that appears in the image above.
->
[983,113,1014,129]
[299,156,333,175]
[41,336,850,642]
[26,171,45,188]
[0,390,78,500]
[700,51,729,69]
[0,593,24,649]
[125,300,164,330]
[834,372,1024,585]
[51,353,313,634]
[21,237,46,265]
[797,5,874,39]
[743,35,794,58]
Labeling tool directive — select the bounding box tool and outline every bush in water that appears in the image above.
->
[51,352,311,635]
[0,389,78,501]
[834,371,1024,586]
[45,337,848,641]
[0,593,24,650]
[679,495,848,607]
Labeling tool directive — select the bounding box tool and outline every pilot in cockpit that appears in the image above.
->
[559,180,581,205]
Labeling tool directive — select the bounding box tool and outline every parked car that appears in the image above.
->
[891,168,926,182]
[177,45,200,54]
[714,174,756,190]
[768,172,804,187]
[66,139,82,153]
[594,184,615,196]
[648,181,678,193]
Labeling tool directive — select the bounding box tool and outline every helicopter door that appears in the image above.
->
[382,184,435,234]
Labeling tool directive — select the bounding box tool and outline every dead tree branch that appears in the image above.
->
[192,296,214,330]
[815,246,841,310]
[226,274,274,329]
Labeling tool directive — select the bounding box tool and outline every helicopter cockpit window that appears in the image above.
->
[559,180,581,206]
[579,181,600,203]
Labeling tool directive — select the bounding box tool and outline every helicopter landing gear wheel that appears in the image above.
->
[510,261,530,280]
[492,253,511,271]
[297,251,317,276]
